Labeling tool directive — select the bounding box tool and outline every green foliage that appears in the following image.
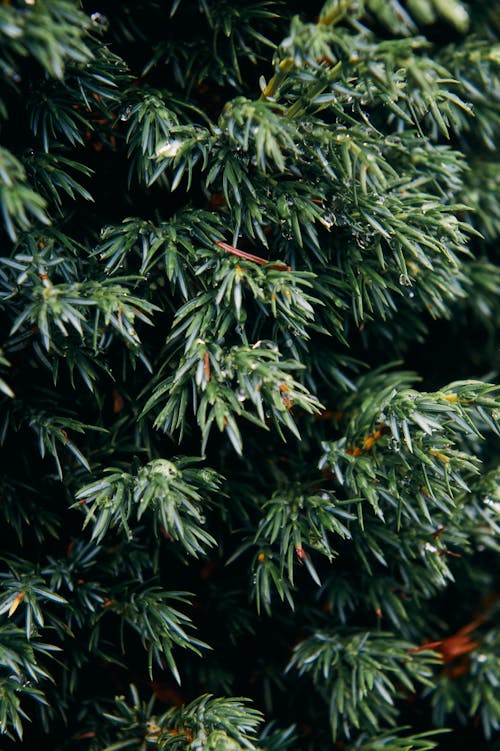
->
[144,339,323,454]
[76,457,222,551]
[0,1,499,750]
[0,147,49,240]
[345,728,443,751]
[320,374,500,525]
[288,632,438,737]
[0,0,91,80]
[91,586,207,683]
[431,624,500,739]
[97,687,263,751]
[0,626,56,739]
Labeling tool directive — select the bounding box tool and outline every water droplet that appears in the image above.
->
[399,273,411,286]
[199,515,206,525]
[90,12,109,31]
[120,104,132,122]
[408,290,415,298]
[156,139,183,158]
[321,214,334,229]
[484,497,500,513]
[389,438,401,452]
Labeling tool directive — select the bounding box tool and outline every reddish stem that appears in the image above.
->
[215,241,291,271]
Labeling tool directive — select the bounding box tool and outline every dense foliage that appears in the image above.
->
[0,1,499,749]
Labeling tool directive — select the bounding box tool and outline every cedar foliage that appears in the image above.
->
[0,1,499,749]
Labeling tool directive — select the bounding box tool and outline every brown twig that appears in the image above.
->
[215,241,291,271]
